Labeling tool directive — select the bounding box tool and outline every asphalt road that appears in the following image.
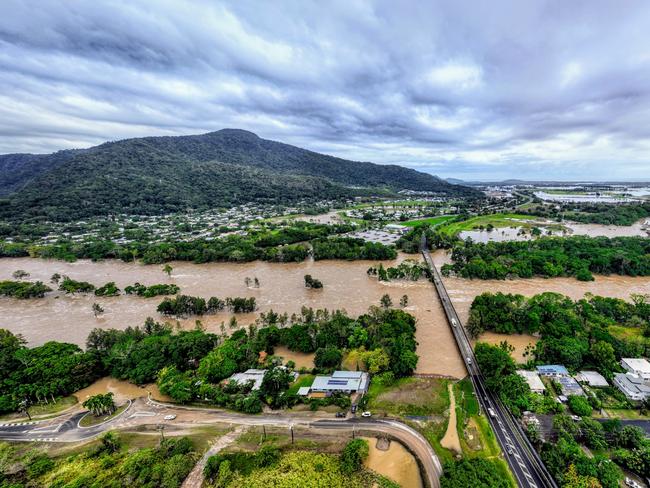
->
[0,396,442,488]
[421,241,557,488]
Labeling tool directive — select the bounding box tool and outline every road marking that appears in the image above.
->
[0,421,37,427]
[29,437,58,442]
[129,411,157,417]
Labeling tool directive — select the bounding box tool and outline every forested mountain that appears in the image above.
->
[0,129,476,221]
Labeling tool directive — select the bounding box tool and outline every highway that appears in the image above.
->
[421,236,557,488]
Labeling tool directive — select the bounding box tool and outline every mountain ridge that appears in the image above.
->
[0,129,477,221]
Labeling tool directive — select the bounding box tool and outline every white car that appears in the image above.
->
[361,411,372,418]
[163,414,177,420]
[625,477,642,488]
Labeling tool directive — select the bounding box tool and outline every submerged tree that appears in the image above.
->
[92,302,105,317]
[380,294,393,309]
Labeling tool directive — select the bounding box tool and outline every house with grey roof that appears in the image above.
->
[298,371,370,397]
[613,373,650,401]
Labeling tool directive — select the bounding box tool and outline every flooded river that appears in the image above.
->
[0,254,465,378]
[3,252,648,378]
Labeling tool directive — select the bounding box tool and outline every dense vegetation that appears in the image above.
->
[95,281,120,296]
[156,295,256,316]
[367,260,429,281]
[124,282,180,297]
[396,224,460,253]
[0,305,418,415]
[0,280,50,298]
[0,330,99,412]
[440,458,511,488]
[312,237,397,260]
[203,442,388,488]
[469,291,650,486]
[58,276,95,293]
[0,433,197,487]
[469,292,650,374]
[523,201,650,226]
[0,129,474,221]
[0,221,387,264]
[157,307,418,410]
[443,236,650,280]
[539,415,650,487]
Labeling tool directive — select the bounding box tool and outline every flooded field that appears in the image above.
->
[362,436,423,488]
[0,254,465,378]
[476,332,538,363]
[459,218,648,243]
[273,346,315,369]
[73,377,170,403]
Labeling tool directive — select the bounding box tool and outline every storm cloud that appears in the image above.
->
[1,0,649,180]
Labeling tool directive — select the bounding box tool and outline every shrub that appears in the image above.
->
[567,395,592,417]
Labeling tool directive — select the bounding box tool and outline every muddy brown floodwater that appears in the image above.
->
[73,377,170,404]
[0,254,466,378]
[435,249,650,362]
[361,436,423,488]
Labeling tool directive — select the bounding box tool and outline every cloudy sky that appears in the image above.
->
[1,0,649,181]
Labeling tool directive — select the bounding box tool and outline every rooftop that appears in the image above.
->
[517,370,546,392]
[228,368,267,390]
[310,371,369,393]
[575,371,609,387]
[614,373,650,397]
[536,365,569,376]
[621,358,650,373]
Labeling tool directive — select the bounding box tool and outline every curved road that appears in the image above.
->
[0,396,442,487]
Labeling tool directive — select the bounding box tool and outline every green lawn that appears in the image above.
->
[0,396,78,422]
[365,377,450,417]
[287,374,315,396]
[401,215,457,227]
[438,213,541,236]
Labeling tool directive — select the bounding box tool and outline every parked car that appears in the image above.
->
[163,414,176,420]
[625,477,642,488]
[361,411,372,418]
[335,412,345,418]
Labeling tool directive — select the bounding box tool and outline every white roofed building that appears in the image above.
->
[621,358,650,381]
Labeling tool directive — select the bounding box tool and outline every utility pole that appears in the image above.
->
[290,424,294,444]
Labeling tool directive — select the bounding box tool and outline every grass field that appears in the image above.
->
[287,374,315,396]
[0,396,78,422]
[401,215,457,227]
[365,377,450,417]
[438,213,540,236]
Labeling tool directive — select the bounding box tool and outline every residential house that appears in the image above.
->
[517,370,546,394]
[621,358,650,381]
[613,373,650,402]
